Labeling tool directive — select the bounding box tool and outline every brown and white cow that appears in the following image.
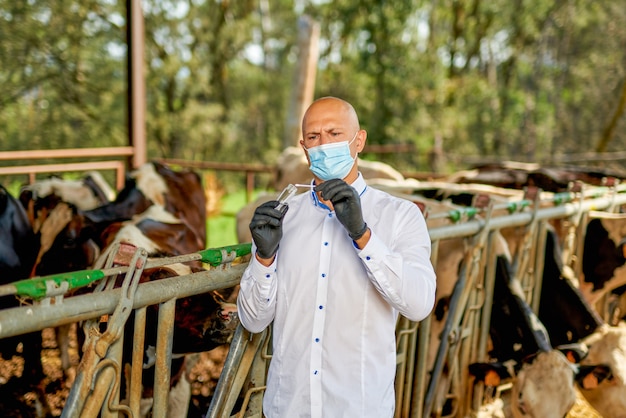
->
[399,184,589,418]
[16,162,233,416]
[576,323,626,418]
[469,254,581,418]
[421,178,626,418]
[86,202,238,418]
[364,188,579,418]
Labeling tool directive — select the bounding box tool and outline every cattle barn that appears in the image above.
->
[3,163,626,417]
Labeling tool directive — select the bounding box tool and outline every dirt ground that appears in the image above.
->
[0,326,227,417]
[0,326,604,417]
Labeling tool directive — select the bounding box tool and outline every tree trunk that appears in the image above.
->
[596,76,626,152]
[283,16,319,150]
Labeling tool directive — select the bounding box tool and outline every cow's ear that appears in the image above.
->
[469,362,512,387]
[556,342,588,363]
[575,364,613,389]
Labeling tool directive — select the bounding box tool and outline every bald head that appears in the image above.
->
[300,96,367,183]
[302,97,360,135]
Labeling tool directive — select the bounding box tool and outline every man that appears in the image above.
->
[236,96,436,417]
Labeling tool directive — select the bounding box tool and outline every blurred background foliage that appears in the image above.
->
[2,0,626,190]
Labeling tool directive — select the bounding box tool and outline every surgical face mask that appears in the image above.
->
[304,131,358,181]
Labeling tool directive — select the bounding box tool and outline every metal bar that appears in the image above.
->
[410,238,440,418]
[423,257,469,418]
[0,263,247,338]
[401,320,419,418]
[242,329,272,417]
[199,244,252,266]
[0,147,134,160]
[427,192,626,242]
[155,158,275,173]
[206,325,268,418]
[530,222,548,313]
[0,244,251,299]
[100,337,125,418]
[0,160,127,189]
[153,298,176,418]
[129,307,147,416]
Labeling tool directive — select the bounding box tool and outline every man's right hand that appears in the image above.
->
[249,200,288,261]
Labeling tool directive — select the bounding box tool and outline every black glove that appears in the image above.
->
[316,179,368,240]
[249,200,288,259]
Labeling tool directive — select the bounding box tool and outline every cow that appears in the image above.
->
[579,212,626,322]
[82,201,238,417]
[576,323,626,418]
[469,256,581,418]
[25,162,236,417]
[0,184,49,415]
[18,170,116,277]
[399,183,601,418]
[0,184,41,375]
[14,171,117,388]
[443,161,626,193]
[21,161,207,279]
[423,180,626,417]
[83,161,207,249]
[556,211,626,417]
[0,184,38,285]
[13,162,225,416]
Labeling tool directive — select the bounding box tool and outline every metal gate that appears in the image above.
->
[1,184,625,417]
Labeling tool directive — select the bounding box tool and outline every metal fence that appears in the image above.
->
[1,184,626,417]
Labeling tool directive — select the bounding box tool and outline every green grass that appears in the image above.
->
[206,189,264,248]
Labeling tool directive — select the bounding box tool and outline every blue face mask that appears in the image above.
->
[304,132,358,181]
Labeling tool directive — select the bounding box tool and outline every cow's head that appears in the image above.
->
[575,323,626,418]
[470,345,583,418]
[510,350,577,418]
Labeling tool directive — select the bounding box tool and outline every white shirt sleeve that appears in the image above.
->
[236,249,278,333]
[357,203,437,322]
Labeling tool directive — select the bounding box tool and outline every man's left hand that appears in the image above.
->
[316,179,368,240]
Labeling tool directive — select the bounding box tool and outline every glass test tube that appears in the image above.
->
[275,183,298,211]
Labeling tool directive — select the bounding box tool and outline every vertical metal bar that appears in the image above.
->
[531,222,548,314]
[101,337,125,418]
[242,327,272,417]
[401,321,419,418]
[129,306,147,416]
[410,238,439,418]
[394,316,410,418]
[152,298,176,418]
[573,211,589,279]
[207,325,268,418]
[472,232,499,412]
[84,364,117,418]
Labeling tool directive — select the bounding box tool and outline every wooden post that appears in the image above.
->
[127,0,147,169]
[283,16,320,150]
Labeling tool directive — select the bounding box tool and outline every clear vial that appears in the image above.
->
[275,184,298,211]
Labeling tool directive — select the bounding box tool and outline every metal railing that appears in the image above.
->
[1,185,626,417]
[0,147,133,189]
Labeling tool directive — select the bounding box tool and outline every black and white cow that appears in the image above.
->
[0,184,41,375]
